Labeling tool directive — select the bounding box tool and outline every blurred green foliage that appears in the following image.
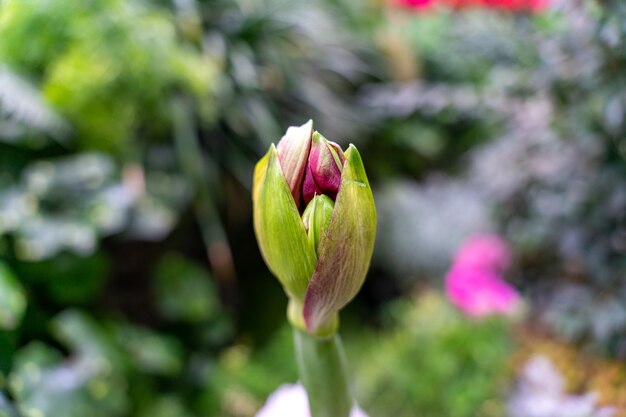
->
[0,0,625,416]
[0,0,214,152]
[350,293,511,417]
[154,253,220,323]
[1,254,233,417]
[0,262,25,330]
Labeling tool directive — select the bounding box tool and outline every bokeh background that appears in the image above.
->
[1,0,626,416]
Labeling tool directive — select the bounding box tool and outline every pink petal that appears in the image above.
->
[277,121,313,208]
[302,133,345,205]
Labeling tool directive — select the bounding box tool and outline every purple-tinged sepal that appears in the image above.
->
[303,145,376,334]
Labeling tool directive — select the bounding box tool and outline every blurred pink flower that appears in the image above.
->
[391,0,435,10]
[452,234,512,273]
[446,266,521,317]
[445,234,521,318]
[256,383,368,417]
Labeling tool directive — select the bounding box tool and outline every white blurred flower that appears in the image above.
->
[508,355,616,417]
[256,383,368,417]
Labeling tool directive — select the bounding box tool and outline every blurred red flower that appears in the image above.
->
[391,0,435,10]
[476,0,548,11]
[392,0,548,12]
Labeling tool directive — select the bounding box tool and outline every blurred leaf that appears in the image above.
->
[0,65,71,144]
[136,395,195,417]
[153,253,219,323]
[0,332,16,377]
[113,324,183,376]
[50,310,123,368]
[3,153,134,261]
[15,252,109,305]
[9,340,128,417]
[0,262,26,330]
[392,122,445,159]
[0,391,18,417]
[127,171,191,241]
[7,312,131,417]
[9,342,65,395]
[197,315,235,347]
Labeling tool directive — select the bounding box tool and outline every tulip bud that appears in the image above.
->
[302,132,345,205]
[302,194,335,258]
[253,121,376,336]
[277,120,313,208]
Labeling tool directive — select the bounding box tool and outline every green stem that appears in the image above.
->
[293,327,352,417]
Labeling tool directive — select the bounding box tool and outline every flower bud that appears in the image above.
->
[302,133,345,205]
[253,121,376,336]
[302,194,335,259]
[277,120,313,208]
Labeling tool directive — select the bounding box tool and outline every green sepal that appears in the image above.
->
[303,145,376,333]
[302,194,335,259]
[253,144,317,301]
